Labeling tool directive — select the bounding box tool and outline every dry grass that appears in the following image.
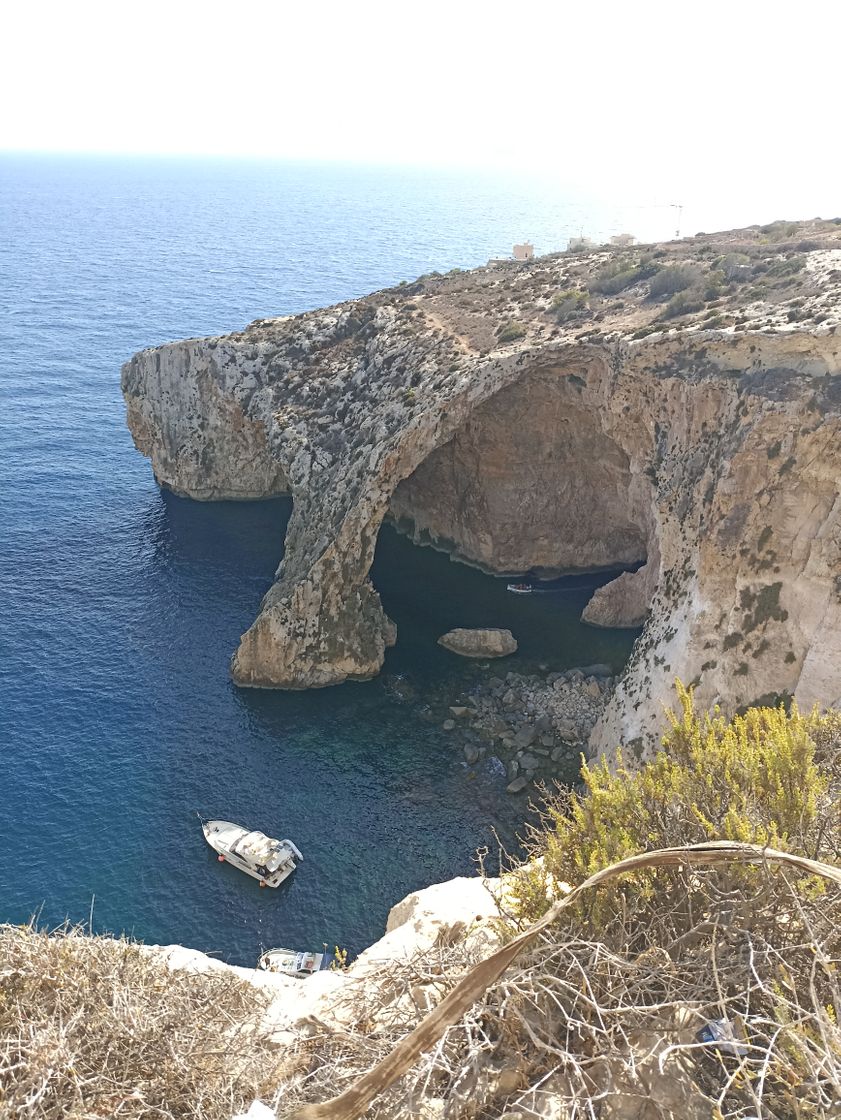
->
[0,922,283,1120]
[278,852,841,1120]
[2,866,840,1120]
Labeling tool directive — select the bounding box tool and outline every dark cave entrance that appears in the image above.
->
[370,363,656,680]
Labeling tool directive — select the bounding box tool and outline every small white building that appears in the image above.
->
[610,233,636,248]
[512,242,534,261]
[568,236,596,252]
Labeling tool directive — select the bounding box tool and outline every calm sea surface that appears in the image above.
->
[0,155,638,964]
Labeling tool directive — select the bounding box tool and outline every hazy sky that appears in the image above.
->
[3,0,838,223]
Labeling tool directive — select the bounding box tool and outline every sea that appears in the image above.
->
[0,155,642,965]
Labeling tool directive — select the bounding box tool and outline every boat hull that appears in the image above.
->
[202,819,301,888]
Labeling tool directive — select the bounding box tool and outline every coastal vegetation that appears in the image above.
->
[495,321,527,342]
[510,682,838,920]
[0,924,279,1119]
[284,689,841,1119]
[4,689,840,1119]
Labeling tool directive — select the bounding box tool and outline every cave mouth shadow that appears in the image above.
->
[370,362,654,683]
[370,521,642,687]
[386,363,652,581]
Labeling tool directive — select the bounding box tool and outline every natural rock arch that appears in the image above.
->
[123,265,841,754]
[390,366,651,575]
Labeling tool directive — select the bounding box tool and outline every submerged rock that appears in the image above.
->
[513,725,537,748]
[437,628,518,659]
[576,663,613,678]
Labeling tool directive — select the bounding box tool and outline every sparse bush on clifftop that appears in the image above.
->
[661,289,706,319]
[496,321,527,343]
[550,288,589,322]
[590,255,660,295]
[648,264,703,299]
[512,683,839,923]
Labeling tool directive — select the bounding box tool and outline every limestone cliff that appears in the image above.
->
[122,220,841,753]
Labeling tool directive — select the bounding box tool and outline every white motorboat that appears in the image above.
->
[258,947,330,976]
[202,819,303,888]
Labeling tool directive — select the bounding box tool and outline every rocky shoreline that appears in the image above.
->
[436,662,617,793]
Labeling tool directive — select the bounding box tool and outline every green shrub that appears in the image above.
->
[761,220,801,241]
[767,254,807,278]
[511,682,839,924]
[591,256,660,295]
[648,265,701,300]
[497,321,527,343]
[716,253,751,280]
[661,290,706,320]
[551,288,588,322]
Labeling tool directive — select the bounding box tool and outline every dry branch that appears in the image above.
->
[290,841,841,1120]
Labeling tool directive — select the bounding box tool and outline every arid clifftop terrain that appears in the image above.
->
[122,218,841,753]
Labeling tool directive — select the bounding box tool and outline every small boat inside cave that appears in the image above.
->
[505,569,635,595]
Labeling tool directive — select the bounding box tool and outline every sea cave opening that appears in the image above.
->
[371,362,658,680]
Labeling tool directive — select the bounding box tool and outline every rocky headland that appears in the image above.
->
[122,219,841,755]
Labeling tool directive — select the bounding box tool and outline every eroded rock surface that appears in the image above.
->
[122,220,841,753]
[437,628,518,658]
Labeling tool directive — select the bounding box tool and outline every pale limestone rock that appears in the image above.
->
[122,227,841,753]
[145,874,503,1043]
[438,627,518,658]
[366,874,501,966]
[582,559,659,628]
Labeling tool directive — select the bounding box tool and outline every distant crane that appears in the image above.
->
[671,203,684,239]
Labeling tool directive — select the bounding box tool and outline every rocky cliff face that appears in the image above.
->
[122,222,841,754]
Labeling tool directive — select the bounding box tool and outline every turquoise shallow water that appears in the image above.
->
[0,155,637,964]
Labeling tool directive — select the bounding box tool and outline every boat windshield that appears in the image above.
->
[265,845,289,872]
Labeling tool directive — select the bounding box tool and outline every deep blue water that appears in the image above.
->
[0,155,637,965]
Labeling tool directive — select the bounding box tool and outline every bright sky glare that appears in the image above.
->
[3,0,839,225]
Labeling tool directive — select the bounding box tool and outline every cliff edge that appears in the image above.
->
[122,219,841,754]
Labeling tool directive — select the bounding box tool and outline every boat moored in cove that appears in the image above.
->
[258,947,331,976]
[202,819,303,888]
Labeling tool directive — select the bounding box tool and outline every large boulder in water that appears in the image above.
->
[437,628,518,658]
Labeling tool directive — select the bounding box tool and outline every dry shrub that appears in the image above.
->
[279,861,841,1120]
[0,923,283,1119]
[279,690,841,1119]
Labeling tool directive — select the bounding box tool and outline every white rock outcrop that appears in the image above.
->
[146,874,503,1045]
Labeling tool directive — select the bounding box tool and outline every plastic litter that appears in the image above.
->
[696,1017,748,1057]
